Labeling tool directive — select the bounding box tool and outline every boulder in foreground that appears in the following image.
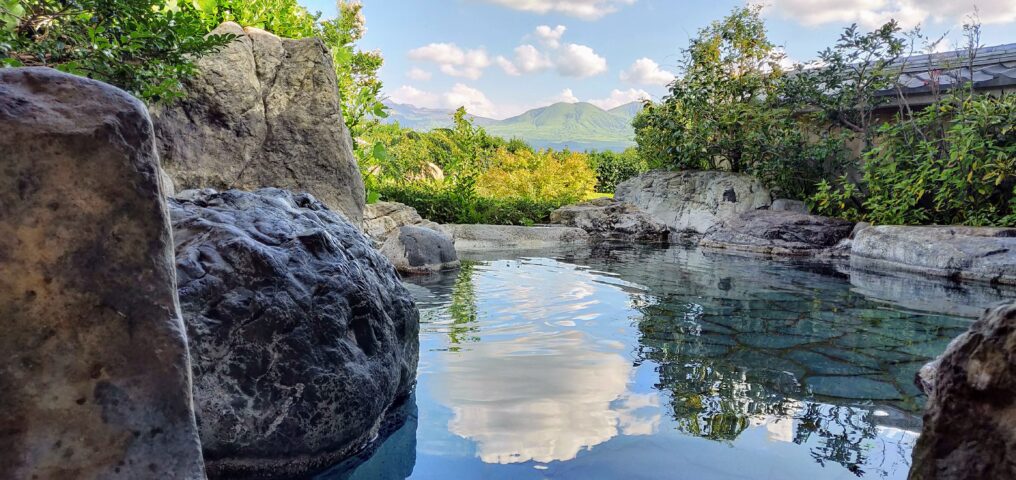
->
[910,303,1016,480]
[0,67,204,478]
[153,22,365,224]
[171,188,419,478]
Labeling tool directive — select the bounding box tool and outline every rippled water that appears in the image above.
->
[321,243,1012,480]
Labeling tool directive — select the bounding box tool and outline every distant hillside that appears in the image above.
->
[381,101,642,152]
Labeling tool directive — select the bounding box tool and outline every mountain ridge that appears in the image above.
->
[382,100,641,152]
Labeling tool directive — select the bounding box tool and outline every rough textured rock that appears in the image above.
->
[614,170,772,237]
[170,188,419,478]
[851,226,1016,284]
[700,210,855,256]
[770,198,808,214]
[910,303,1016,480]
[0,68,204,478]
[160,167,176,197]
[549,197,669,242]
[363,202,442,241]
[152,22,365,224]
[440,224,589,250]
[380,226,460,274]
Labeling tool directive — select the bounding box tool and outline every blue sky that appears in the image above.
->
[300,0,1016,118]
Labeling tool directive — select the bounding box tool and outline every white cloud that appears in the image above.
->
[588,88,650,110]
[555,43,608,77]
[496,44,553,76]
[552,88,580,103]
[478,0,637,20]
[389,83,517,119]
[534,24,567,48]
[408,43,492,80]
[619,58,675,86]
[406,67,432,81]
[764,0,1016,28]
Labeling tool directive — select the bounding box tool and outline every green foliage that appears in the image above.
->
[194,0,319,37]
[2,0,233,101]
[784,21,906,148]
[588,148,651,192]
[375,183,566,226]
[633,5,844,199]
[859,94,1016,226]
[364,108,598,225]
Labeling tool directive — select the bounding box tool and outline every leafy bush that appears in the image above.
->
[588,148,651,192]
[477,148,596,203]
[632,5,844,199]
[2,0,233,102]
[376,183,566,226]
[859,94,1016,226]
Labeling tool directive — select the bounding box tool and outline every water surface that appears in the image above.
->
[323,244,1011,480]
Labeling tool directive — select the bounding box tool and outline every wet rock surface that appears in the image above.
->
[614,170,772,236]
[700,210,854,256]
[910,303,1016,480]
[440,224,589,250]
[170,188,419,478]
[851,225,1016,285]
[152,22,365,224]
[549,197,669,242]
[0,68,204,478]
[380,225,460,274]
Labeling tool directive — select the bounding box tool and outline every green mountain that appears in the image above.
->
[382,101,641,152]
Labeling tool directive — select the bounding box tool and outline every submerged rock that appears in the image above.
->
[549,197,669,242]
[910,303,1016,480]
[152,22,365,224]
[0,68,204,478]
[440,224,589,250]
[170,188,419,478]
[700,210,854,256]
[380,225,460,274]
[770,198,809,214]
[851,225,1016,285]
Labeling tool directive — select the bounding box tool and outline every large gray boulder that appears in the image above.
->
[0,68,204,478]
[910,303,1016,480]
[851,226,1016,285]
[170,188,419,478]
[700,210,854,256]
[614,170,772,237]
[549,197,669,242]
[380,225,460,274]
[152,23,365,224]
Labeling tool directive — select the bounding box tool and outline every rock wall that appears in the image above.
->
[152,22,365,225]
[614,170,772,236]
[171,188,419,478]
[0,68,204,478]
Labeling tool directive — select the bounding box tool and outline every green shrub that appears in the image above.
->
[588,148,651,193]
[859,94,1016,226]
[376,183,565,226]
[632,5,845,199]
[2,0,233,102]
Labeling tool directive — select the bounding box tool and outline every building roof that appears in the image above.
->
[889,43,1016,95]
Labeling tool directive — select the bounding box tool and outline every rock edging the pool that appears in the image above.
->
[547,170,1016,286]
